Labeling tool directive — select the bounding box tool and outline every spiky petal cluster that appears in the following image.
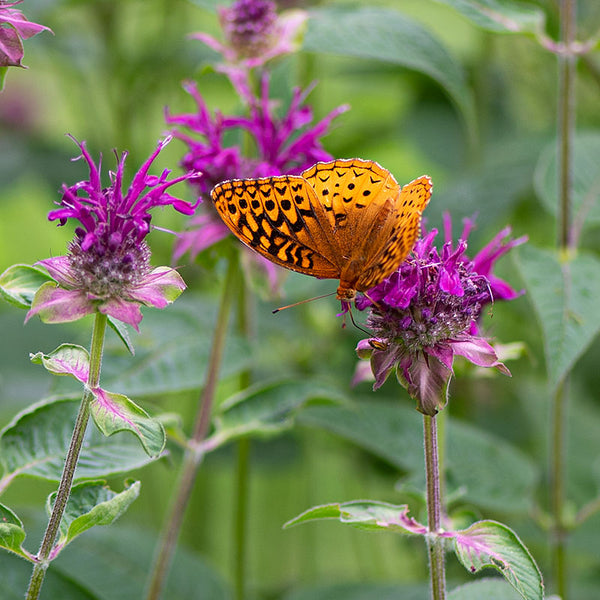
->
[26,137,198,331]
[354,215,526,415]
[167,76,348,261]
[0,1,51,68]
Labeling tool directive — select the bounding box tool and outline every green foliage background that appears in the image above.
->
[1,0,599,599]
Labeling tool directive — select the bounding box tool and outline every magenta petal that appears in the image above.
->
[26,285,94,324]
[128,267,186,308]
[36,256,79,288]
[98,297,143,331]
[425,343,454,371]
[450,337,511,376]
[355,339,373,360]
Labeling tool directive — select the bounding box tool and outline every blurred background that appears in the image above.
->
[1,1,599,599]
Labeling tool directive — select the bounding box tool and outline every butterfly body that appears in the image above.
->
[211,159,432,301]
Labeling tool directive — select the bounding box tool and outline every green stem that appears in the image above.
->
[26,313,107,600]
[550,2,577,598]
[145,259,238,600]
[423,414,446,600]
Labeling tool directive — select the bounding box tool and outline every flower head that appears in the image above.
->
[192,0,307,98]
[354,215,526,415]
[167,76,348,261]
[26,137,199,331]
[0,1,51,68]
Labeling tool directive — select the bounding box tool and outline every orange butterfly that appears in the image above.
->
[211,158,432,301]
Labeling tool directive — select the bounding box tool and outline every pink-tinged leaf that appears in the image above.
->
[402,351,452,415]
[128,266,186,307]
[26,283,95,324]
[0,8,52,39]
[30,344,90,383]
[98,296,143,331]
[0,502,32,560]
[284,500,427,535]
[450,337,511,376]
[36,256,79,287]
[90,389,165,458]
[451,520,543,600]
[0,26,23,67]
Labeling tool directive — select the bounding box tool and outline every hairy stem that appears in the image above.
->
[550,1,577,598]
[26,313,107,600]
[145,259,238,600]
[423,414,446,600]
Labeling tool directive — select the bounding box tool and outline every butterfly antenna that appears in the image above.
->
[272,292,336,314]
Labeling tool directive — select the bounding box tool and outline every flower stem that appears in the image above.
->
[26,312,107,600]
[145,259,238,600]
[550,1,577,597]
[423,414,446,600]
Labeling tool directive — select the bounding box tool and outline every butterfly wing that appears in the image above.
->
[211,175,340,279]
[356,175,433,290]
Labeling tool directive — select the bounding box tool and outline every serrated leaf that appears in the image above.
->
[453,520,543,600]
[207,380,347,449]
[515,245,600,388]
[284,500,426,535]
[433,0,545,34]
[0,503,31,560]
[298,399,537,513]
[30,344,89,382]
[303,6,474,128]
[0,398,160,488]
[47,480,140,553]
[534,131,600,227]
[90,390,165,458]
[0,264,54,309]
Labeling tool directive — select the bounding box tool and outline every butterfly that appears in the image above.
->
[211,158,432,302]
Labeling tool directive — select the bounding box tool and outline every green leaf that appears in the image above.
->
[515,245,600,388]
[303,6,474,129]
[433,0,546,34]
[100,299,252,398]
[0,264,54,309]
[0,398,161,488]
[453,520,544,600]
[207,380,347,449]
[90,390,165,458]
[107,317,135,356]
[47,480,140,552]
[0,503,31,560]
[30,344,90,382]
[448,578,523,599]
[284,500,425,535]
[53,524,232,600]
[534,131,600,227]
[0,552,97,600]
[298,399,537,513]
[282,583,429,600]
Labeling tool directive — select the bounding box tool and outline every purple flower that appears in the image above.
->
[0,1,51,68]
[192,0,307,100]
[167,76,349,262]
[354,214,527,415]
[26,137,199,331]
